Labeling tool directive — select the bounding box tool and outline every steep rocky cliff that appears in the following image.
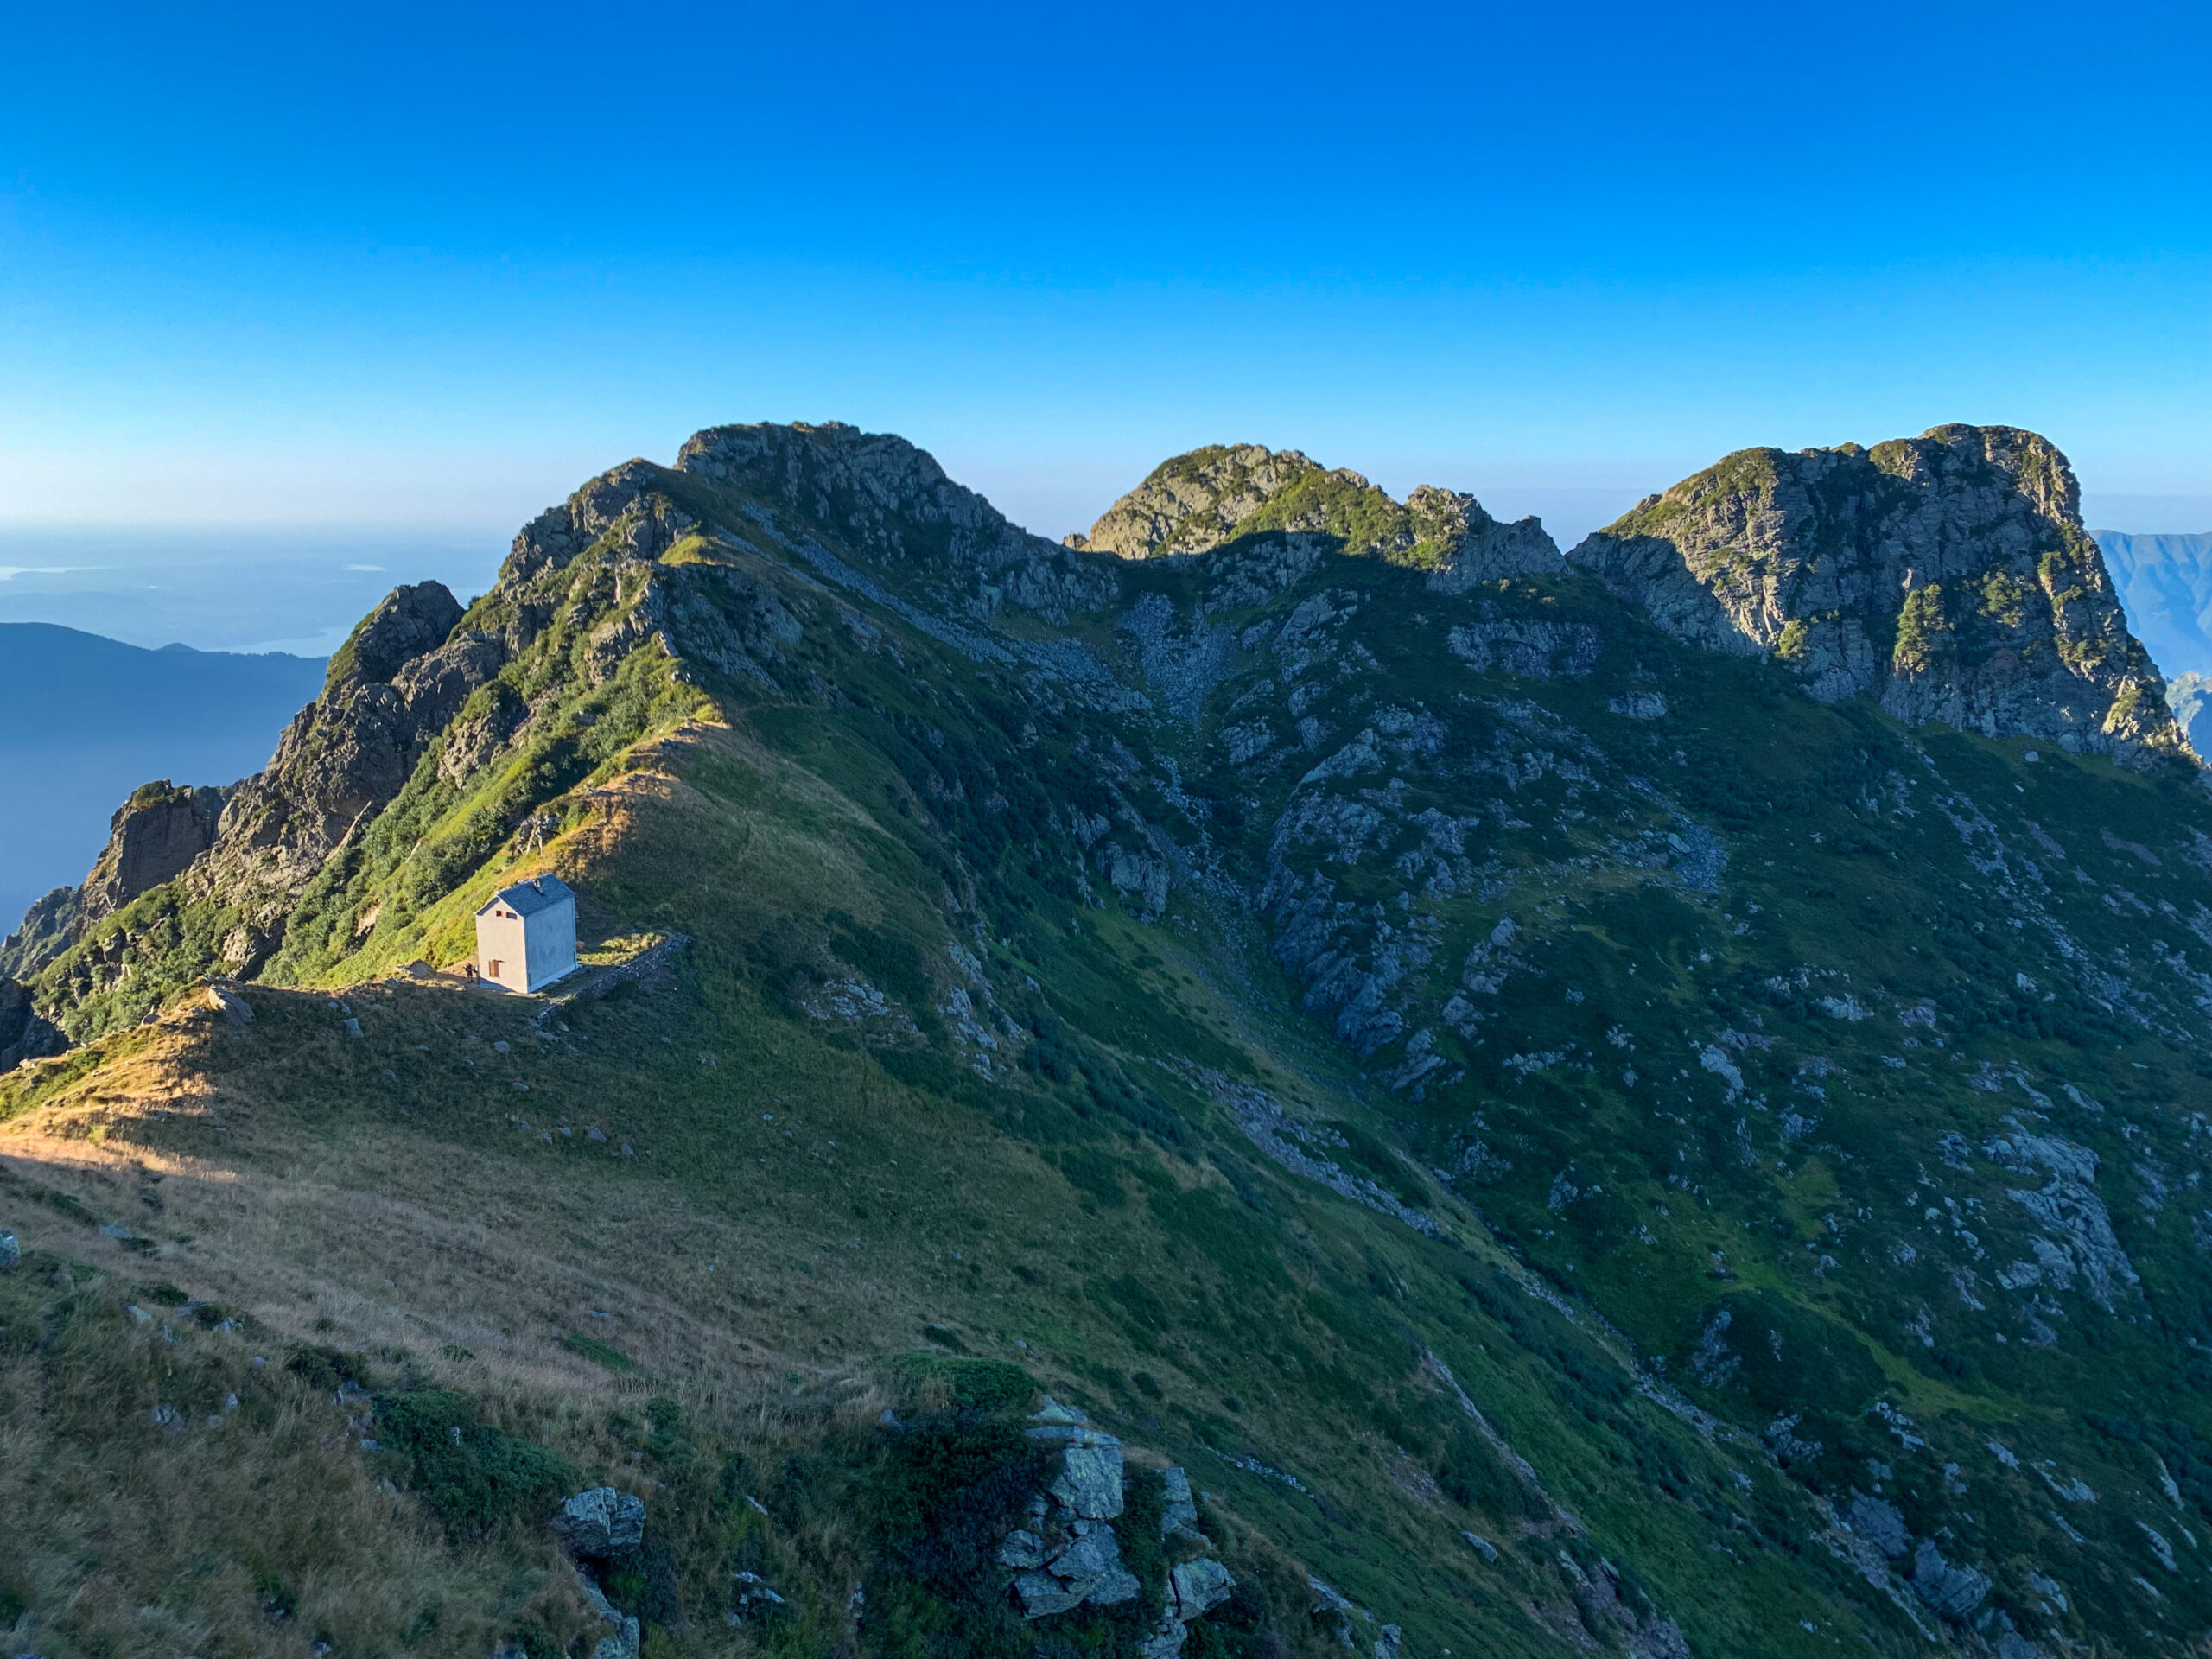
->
[1570,424,2183,757]
[76,781,232,926]
[9,420,2212,1659]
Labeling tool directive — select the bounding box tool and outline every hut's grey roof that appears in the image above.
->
[476,874,575,918]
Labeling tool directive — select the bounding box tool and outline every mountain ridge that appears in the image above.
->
[5,419,2212,1659]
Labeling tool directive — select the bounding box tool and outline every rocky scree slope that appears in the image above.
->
[5,420,2212,1659]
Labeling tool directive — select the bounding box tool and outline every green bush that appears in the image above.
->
[882,1351,1037,1413]
[373,1389,577,1541]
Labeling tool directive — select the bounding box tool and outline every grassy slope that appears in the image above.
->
[7,452,2212,1657]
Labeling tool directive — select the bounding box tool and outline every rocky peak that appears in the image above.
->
[1569,423,2184,759]
[1071,444,1561,584]
[1069,445,1340,558]
[79,780,231,925]
[678,421,1058,575]
[197,582,512,925]
[503,461,694,588]
[324,581,463,691]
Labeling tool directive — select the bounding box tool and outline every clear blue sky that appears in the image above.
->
[3,0,2209,552]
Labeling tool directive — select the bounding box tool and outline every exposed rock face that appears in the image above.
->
[0,887,82,980]
[79,781,231,925]
[552,1487,646,1560]
[1413,486,1568,591]
[1568,425,2183,758]
[1072,445,1349,558]
[200,582,491,917]
[677,421,1110,616]
[0,975,64,1071]
[1069,444,1561,581]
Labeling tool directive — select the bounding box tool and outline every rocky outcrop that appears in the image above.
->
[1568,425,2186,759]
[197,582,492,918]
[0,975,64,1071]
[1069,443,1560,583]
[552,1486,646,1560]
[0,887,81,980]
[1001,1397,1244,1646]
[1412,486,1567,590]
[1072,445,1350,558]
[79,781,231,925]
[677,421,1111,616]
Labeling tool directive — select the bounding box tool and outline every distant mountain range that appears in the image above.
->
[2094,525,2212,667]
[0,624,323,933]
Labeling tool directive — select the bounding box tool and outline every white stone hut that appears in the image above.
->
[474,874,578,993]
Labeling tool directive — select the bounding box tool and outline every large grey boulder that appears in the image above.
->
[1170,1559,1235,1620]
[1029,1401,1125,1519]
[552,1488,645,1560]
[1047,1436,1124,1519]
[0,1231,18,1271]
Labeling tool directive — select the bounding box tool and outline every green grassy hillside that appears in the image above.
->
[7,421,2212,1659]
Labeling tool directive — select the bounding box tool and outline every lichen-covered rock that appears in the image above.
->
[1045,1433,1125,1519]
[1158,1465,1201,1539]
[1170,1559,1236,1619]
[1567,425,2185,759]
[552,1488,645,1560]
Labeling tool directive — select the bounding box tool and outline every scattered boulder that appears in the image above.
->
[553,1487,645,1560]
[1909,1537,1991,1619]
[204,983,255,1025]
[0,1231,19,1271]
[1028,1399,1125,1518]
[729,1570,786,1621]
[1170,1559,1235,1620]
[1159,1465,1205,1540]
[995,1529,1046,1569]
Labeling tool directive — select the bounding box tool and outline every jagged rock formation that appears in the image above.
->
[1067,443,1562,585]
[194,581,486,918]
[77,781,231,925]
[0,886,80,980]
[1571,424,2183,756]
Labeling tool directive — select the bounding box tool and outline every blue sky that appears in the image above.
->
[3,0,2209,582]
